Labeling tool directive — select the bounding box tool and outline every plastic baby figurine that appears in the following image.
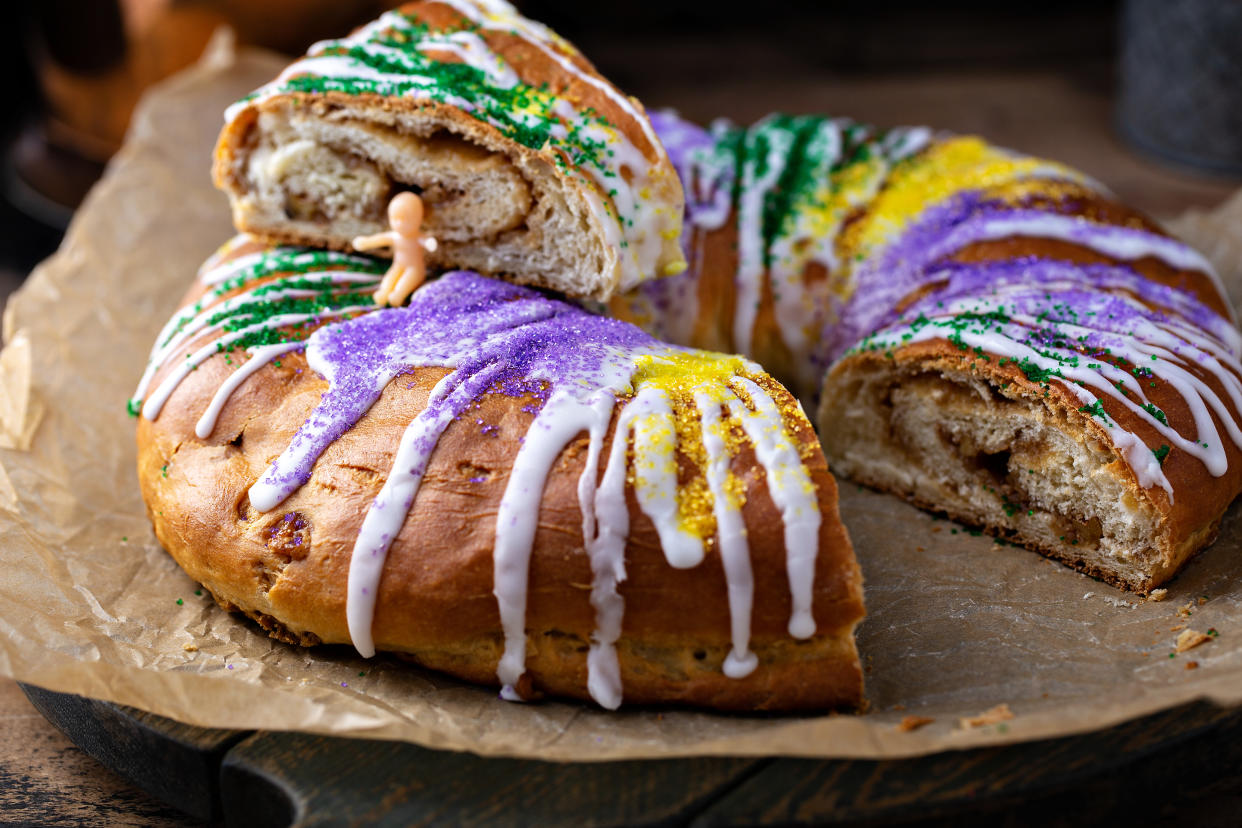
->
[352,192,439,306]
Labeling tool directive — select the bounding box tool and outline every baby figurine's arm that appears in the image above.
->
[352,232,394,253]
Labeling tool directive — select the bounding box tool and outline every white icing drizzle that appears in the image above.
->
[347,364,508,657]
[694,387,758,678]
[629,390,705,568]
[729,378,819,639]
[134,268,379,408]
[685,119,739,232]
[733,118,793,357]
[880,126,933,161]
[142,305,372,422]
[494,390,614,698]
[580,392,635,710]
[943,290,1242,473]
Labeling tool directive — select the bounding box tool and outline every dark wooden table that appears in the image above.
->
[10,680,1242,827]
[3,63,1242,826]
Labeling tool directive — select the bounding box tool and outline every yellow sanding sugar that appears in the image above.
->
[627,350,762,539]
[844,136,1081,254]
[631,348,751,391]
[670,391,719,540]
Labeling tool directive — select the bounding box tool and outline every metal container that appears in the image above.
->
[1118,0,1242,174]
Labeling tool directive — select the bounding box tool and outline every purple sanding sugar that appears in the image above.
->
[829,192,1234,363]
[870,283,1221,380]
[256,271,659,508]
[825,191,995,360]
[902,258,1227,335]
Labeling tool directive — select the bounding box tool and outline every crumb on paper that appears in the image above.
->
[959,703,1014,729]
[897,715,934,732]
[1171,624,1187,632]
[1148,588,1168,602]
[1083,592,1095,599]
[891,703,906,711]
[1185,661,1199,671]
[1198,596,1208,606]
[1177,602,1194,618]
[1104,596,1135,609]
[182,643,198,652]
[1175,629,1211,653]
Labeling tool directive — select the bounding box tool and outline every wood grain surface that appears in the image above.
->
[12,681,1242,827]
[0,680,191,827]
[220,731,761,827]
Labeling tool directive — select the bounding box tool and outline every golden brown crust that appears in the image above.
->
[136,270,864,711]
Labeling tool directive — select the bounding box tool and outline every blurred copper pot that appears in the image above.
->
[16,0,387,217]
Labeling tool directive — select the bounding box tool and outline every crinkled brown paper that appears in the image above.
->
[4,39,1242,761]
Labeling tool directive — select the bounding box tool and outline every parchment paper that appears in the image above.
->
[4,40,1242,761]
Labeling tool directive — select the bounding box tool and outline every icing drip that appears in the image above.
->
[733,117,794,357]
[729,378,819,639]
[135,241,825,709]
[914,259,1242,356]
[196,342,303,438]
[695,386,756,678]
[629,389,706,568]
[581,392,643,710]
[228,0,680,291]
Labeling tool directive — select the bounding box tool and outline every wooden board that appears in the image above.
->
[21,683,1242,826]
